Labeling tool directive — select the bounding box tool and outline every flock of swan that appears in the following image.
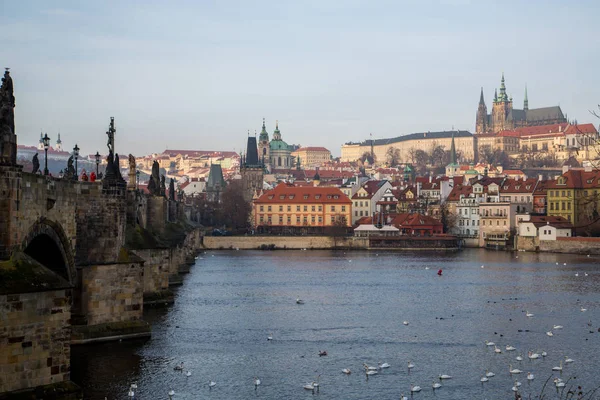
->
[120,255,594,399]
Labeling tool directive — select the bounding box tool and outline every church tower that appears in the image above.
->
[240,134,264,202]
[491,73,513,131]
[523,85,529,112]
[257,118,270,170]
[475,87,488,133]
[56,132,62,151]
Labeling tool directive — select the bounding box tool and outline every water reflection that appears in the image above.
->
[71,249,600,399]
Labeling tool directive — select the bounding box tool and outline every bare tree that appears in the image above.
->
[407,147,417,165]
[360,151,376,165]
[385,146,401,166]
[219,180,252,233]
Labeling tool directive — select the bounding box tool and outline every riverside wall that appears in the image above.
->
[516,236,600,255]
[203,236,366,250]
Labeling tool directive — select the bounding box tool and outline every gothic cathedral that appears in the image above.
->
[476,74,566,134]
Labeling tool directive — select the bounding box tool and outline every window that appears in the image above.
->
[550,203,554,211]
[562,191,565,197]
[497,220,499,226]
[287,205,291,212]
[259,215,264,223]
[311,216,315,223]
[315,195,321,199]
[312,206,315,212]
[279,215,283,223]
[567,202,571,210]
[318,216,322,223]
[303,216,308,224]
[279,205,283,212]
[296,205,300,212]
[331,206,336,212]
[296,216,300,223]
[304,205,308,212]
[318,206,322,212]
[260,206,264,212]
[355,211,358,216]
[267,206,272,212]
[342,206,346,212]
[504,221,506,226]
[562,202,565,210]
[304,195,308,199]
[287,216,291,224]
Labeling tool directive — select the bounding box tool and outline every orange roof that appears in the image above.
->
[446,185,473,201]
[503,169,525,175]
[546,169,600,189]
[254,183,350,204]
[528,215,573,229]
[514,123,569,136]
[499,178,538,194]
[564,123,598,135]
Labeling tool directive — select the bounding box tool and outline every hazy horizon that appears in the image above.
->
[2,0,599,157]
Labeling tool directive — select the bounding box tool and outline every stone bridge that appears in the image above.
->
[0,70,203,397]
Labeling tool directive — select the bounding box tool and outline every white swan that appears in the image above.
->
[439,374,452,380]
[130,384,138,390]
[185,371,191,377]
[485,370,495,377]
[528,351,540,359]
[494,345,502,354]
[546,331,553,337]
[303,382,315,390]
[403,321,409,326]
[514,380,522,387]
[366,370,378,376]
[254,377,261,387]
[128,389,135,397]
[400,394,408,400]
[410,385,421,393]
[563,263,567,266]
[541,351,547,357]
[425,267,430,270]
[407,361,415,369]
[564,357,574,364]
[516,354,523,361]
[506,345,516,351]
[208,381,216,388]
[581,307,587,312]
[432,381,442,389]
[512,385,519,392]
[174,362,184,371]
[481,265,485,268]
[527,372,534,380]
[168,390,175,397]
[342,368,351,374]
[554,378,565,388]
[267,333,273,340]
[553,325,563,330]
[509,365,522,374]
[485,340,495,346]
[526,311,534,317]
[575,272,579,277]
[585,272,589,276]
[364,363,378,371]
[552,361,563,372]
[480,376,489,382]
[296,298,304,304]
[379,362,390,369]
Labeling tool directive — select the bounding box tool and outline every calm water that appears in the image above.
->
[71,249,600,400]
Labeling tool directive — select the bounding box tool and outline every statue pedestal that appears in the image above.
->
[128,172,136,190]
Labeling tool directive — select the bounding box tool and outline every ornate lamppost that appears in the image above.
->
[42,133,50,175]
[95,151,101,176]
[73,144,80,180]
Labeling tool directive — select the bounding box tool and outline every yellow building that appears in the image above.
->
[291,146,332,168]
[340,131,476,164]
[253,183,352,233]
[547,169,600,224]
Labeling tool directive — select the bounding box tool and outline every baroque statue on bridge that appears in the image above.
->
[31,153,40,174]
[169,178,175,200]
[160,175,166,197]
[1,68,17,165]
[106,117,116,155]
[64,155,76,180]
[147,160,160,195]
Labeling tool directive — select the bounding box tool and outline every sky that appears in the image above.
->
[2,0,599,157]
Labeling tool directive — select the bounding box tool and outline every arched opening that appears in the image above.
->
[278,157,282,167]
[24,234,69,281]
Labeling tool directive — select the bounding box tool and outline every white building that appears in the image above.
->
[518,215,573,240]
[456,195,482,238]
[351,180,392,224]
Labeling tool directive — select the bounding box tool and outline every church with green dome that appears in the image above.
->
[257,119,293,171]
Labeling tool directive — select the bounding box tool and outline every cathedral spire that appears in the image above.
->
[499,72,507,102]
[449,133,457,165]
[523,85,529,111]
[494,88,498,103]
[479,87,485,105]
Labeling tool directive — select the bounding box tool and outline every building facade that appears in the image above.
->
[253,183,352,233]
[291,146,332,168]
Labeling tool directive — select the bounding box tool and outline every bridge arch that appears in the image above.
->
[21,218,76,285]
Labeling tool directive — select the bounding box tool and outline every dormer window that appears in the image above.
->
[289,195,295,199]
[279,195,285,199]
[515,186,520,190]
[303,195,309,199]
[327,195,332,199]
[334,195,339,199]
[315,195,321,199]
[268,195,274,199]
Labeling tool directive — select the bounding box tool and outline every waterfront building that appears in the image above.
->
[253,183,352,234]
[341,130,476,164]
[350,180,392,224]
[291,146,332,168]
[517,215,573,240]
[546,168,600,224]
[356,213,443,236]
[498,177,537,214]
[479,200,520,249]
[475,74,566,134]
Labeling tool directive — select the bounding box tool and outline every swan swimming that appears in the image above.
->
[439,374,452,380]
[485,340,495,346]
[553,325,563,329]
[528,351,540,359]
[168,390,175,397]
[564,357,574,364]
[296,298,304,304]
[509,365,522,374]
[185,371,191,377]
[379,362,390,369]
[581,307,587,312]
[407,361,415,369]
[546,331,554,337]
[400,394,408,400]
[267,333,273,340]
[342,368,351,374]
[526,311,534,317]
[552,361,563,372]
[541,351,547,357]
[432,381,442,389]
[403,321,409,326]
[527,372,534,380]
[364,363,378,371]
[555,378,565,387]
[410,385,422,392]
[254,377,261,387]
[480,376,489,383]
[174,362,184,371]
[485,370,495,377]
[506,345,516,351]
[494,345,502,354]
[208,381,216,388]
[303,382,315,391]
[516,355,523,361]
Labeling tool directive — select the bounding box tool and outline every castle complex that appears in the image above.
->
[476,74,567,133]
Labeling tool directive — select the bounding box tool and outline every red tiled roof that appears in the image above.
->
[546,169,600,189]
[514,123,569,136]
[254,183,351,204]
[503,169,525,175]
[446,185,473,202]
[564,123,597,135]
[528,215,573,229]
[499,178,538,194]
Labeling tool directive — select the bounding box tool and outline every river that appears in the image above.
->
[71,249,600,399]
